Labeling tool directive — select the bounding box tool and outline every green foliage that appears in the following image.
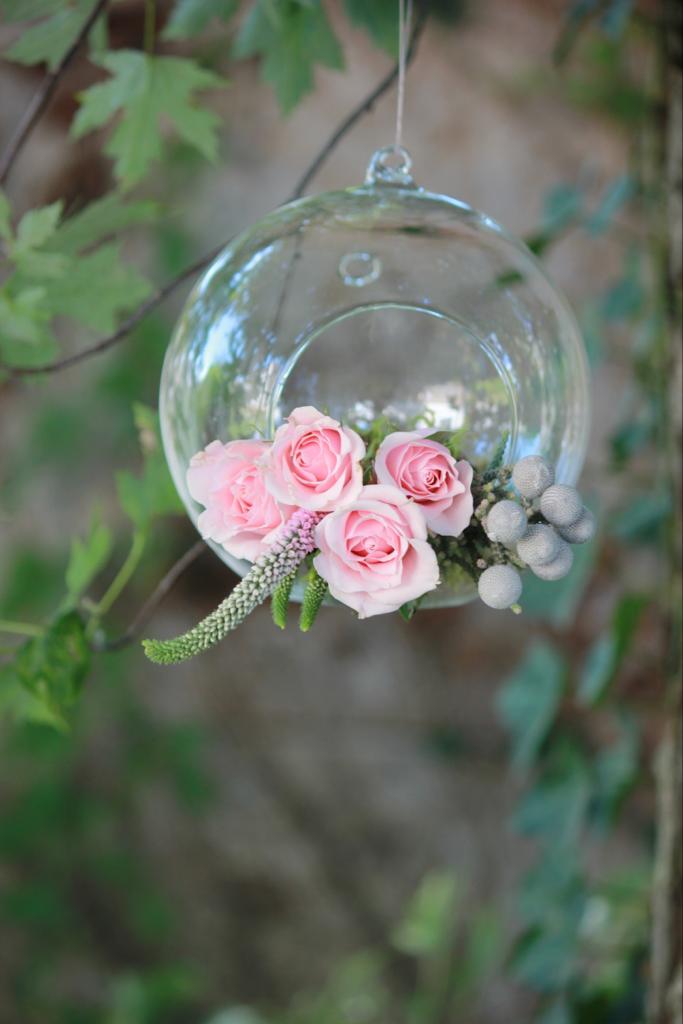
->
[0,0,104,70]
[164,0,239,39]
[3,613,90,731]
[271,570,297,629]
[496,643,565,770]
[577,593,647,706]
[344,0,398,55]
[299,568,328,632]
[234,0,344,114]
[73,51,225,187]
[0,193,155,368]
[64,515,114,607]
[116,405,183,531]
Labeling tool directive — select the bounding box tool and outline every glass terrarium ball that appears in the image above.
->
[160,148,590,607]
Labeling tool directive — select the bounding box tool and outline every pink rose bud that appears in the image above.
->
[313,484,440,618]
[262,406,366,513]
[187,439,292,562]
[375,431,474,537]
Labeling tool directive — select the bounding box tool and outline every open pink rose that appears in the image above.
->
[262,406,365,513]
[375,431,474,536]
[313,484,440,618]
[187,439,290,562]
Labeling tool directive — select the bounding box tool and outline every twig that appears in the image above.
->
[93,540,207,652]
[2,10,427,378]
[0,0,109,187]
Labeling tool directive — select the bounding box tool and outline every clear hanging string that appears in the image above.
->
[365,0,415,186]
[395,0,413,152]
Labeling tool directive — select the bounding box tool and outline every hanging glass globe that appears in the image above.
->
[160,147,590,607]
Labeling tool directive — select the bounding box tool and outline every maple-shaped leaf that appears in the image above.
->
[40,242,152,332]
[72,51,225,187]
[163,0,238,39]
[2,0,104,71]
[235,0,344,114]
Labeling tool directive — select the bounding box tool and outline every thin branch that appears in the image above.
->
[0,0,109,188]
[93,540,207,652]
[3,9,428,379]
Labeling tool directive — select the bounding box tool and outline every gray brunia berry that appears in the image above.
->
[485,500,528,545]
[478,564,523,610]
[512,455,554,500]
[540,485,583,529]
[531,540,574,581]
[558,507,596,545]
[517,524,561,566]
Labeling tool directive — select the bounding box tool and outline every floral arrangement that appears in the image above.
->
[144,406,594,664]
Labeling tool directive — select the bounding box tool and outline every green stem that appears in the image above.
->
[0,619,44,638]
[93,532,146,620]
[144,0,156,54]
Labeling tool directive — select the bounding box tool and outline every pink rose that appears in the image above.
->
[187,439,290,561]
[263,406,365,513]
[313,484,440,618]
[375,431,474,536]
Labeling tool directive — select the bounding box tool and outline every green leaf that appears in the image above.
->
[49,195,159,255]
[611,492,671,542]
[392,871,459,957]
[116,405,183,530]
[10,612,90,731]
[577,594,647,706]
[591,714,640,828]
[73,51,225,186]
[344,0,398,54]
[0,287,58,367]
[234,0,344,114]
[65,517,113,605]
[586,173,634,235]
[513,744,591,847]
[496,643,566,770]
[163,0,238,39]
[14,201,63,252]
[271,571,296,629]
[40,242,151,332]
[3,0,100,70]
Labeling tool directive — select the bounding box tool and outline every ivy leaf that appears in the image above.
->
[3,0,101,71]
[72,51,225,187]
[235,0,344,114]
[496,643,566,771]
[577,593,648,706]
[40,242,151,332]
[65,517,113,606]
[10,612,90,731]
[163,0,238,39]
[513,744,591,848]
[344,0,398,55]
[591,714,640,829]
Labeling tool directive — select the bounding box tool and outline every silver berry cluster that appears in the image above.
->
[478,455,595,611]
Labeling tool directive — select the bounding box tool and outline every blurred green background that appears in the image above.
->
[0,1,680,1022]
